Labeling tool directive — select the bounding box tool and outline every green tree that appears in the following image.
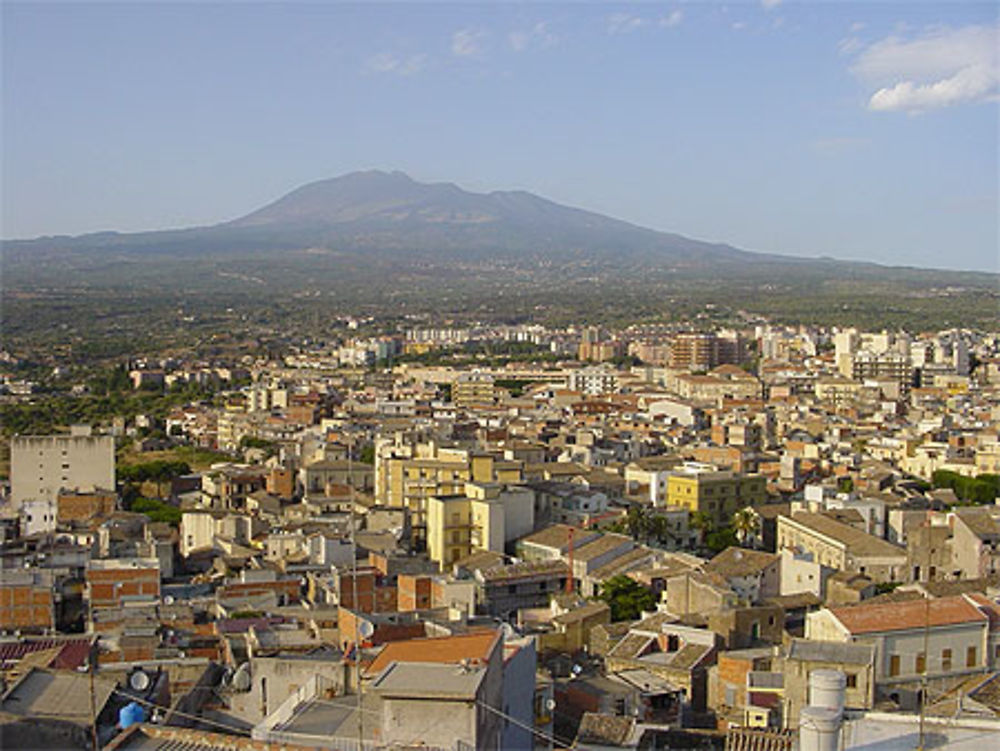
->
[705,526,739,554]
[597,575,657,622]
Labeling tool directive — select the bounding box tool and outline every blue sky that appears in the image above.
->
[2,1,997,271]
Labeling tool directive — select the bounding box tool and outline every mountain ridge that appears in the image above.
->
[2,171,995,281]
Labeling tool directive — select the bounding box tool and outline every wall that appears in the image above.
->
[501,638,537,751]
[11,433,115,509]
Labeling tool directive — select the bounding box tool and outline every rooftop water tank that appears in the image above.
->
[119,701,145,730]
[799,706,841,751]
[809,668,846,715]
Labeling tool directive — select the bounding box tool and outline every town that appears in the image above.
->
[1,317,998,750]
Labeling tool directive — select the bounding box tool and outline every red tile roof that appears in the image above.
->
[830,595,988,635]
[366,629,500,677]
[0,637,93,670]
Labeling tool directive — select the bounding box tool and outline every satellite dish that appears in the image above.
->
[129,670,151,692]
[358,620,375,640]
[232,663,252,692]
[571,664,583,676]
[163,595,175,605]
[546,699,556,711]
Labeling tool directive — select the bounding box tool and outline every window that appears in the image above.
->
[889,655,900,677]
[942,649,952,672]
[967,646,977,668]
[916,653,926,674]
[845,673,857,689]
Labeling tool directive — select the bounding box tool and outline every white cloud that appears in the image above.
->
[365,52,427,76]
[850,22,866,33]
[838,36,864,56]
[761,0,782,10]
[850,24,999,112]
[509,22,558,52]
[660,10,683,29]
[731,21,747,31]
[607,13,645,35]
[452,28,486,57]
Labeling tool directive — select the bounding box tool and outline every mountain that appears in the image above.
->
[3,171,994,294]
[2,170,762,266]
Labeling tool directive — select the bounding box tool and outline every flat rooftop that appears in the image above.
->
[371,661,486,700]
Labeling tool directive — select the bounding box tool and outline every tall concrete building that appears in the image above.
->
[10,426,115,510]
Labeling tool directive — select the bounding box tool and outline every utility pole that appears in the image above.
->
[88,642,99,751]
[566,527,574,595]
[917,513,931,751]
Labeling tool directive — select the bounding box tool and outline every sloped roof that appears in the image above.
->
[829,595,988,635]
[705,547,778,578]
[365,629,500,677]
[576,712,635,746]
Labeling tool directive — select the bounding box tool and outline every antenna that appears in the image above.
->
[348,428,364,746]
[566,527,575,595]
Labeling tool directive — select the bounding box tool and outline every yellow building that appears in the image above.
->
[379,449,523,549]
[427,491,504,570]
[666,463,767,527]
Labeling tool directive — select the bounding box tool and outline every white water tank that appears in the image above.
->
[799,706,841,751]
[809,669,846,715]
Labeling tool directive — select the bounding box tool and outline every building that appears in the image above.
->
[426,483,534,569]
[805,595,991,685]
[0,570,56,632]
[776,512,907,584]
[453,372,497,409]
[665,463,767,528]
[10,427,115,511]
[378,449,523,549]
[85,558,161,610]
[781,639,876,727]
[568,366,621,396]
[950,508,1000,580]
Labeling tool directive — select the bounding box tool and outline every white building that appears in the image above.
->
[10,426,115,510]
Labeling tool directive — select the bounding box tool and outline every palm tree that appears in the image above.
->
[625,505,652,543]
[732,507,759,548]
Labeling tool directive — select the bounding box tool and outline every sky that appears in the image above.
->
[2,1,997,272]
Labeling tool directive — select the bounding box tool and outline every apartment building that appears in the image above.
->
[378,448,523,548]
[665,463,767,527]
[10,426,115,510]
[426,483,534,569]
[452,372,497,409]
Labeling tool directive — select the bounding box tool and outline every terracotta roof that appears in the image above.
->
[830,595,988,635]
[0,637,93,671]
[519,523,597,551]
[366,629,500,677]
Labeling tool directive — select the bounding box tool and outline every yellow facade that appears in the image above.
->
[426,491,505,570]
[380,450,522,550]
[666,471,767,527]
